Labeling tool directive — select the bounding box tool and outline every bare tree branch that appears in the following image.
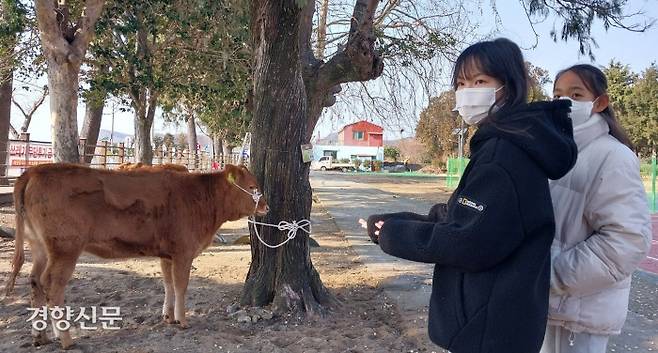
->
[11,85,49,133]
[316,0,330,59]
[317,0,474,130]
[317,0,383,88]
[9,123,19,139]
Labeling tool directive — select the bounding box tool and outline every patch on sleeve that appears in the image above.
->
[457,196,486,212]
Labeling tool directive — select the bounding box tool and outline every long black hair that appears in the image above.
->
[451,38,529,127]
[555,64,634,150]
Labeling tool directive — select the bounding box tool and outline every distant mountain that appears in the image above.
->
[384,137,412,146]
[98,129,132,143]
[315,132,339,145]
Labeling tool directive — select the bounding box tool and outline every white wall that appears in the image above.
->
[312,145,383,161]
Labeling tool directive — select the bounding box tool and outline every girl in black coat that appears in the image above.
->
[366,38,577,353]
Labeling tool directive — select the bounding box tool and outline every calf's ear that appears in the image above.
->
[224,164,238,184]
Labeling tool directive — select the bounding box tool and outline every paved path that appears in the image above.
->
[310,172,443,349]
[310,171,658,353]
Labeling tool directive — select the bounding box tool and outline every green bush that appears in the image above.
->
[372,160,382,171]
[384,146,401,161]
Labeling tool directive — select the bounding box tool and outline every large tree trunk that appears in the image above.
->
[186,113,198,167]
[242,0,383,315]
[133,91,157,164]
[222,140,233,164]
[45,56,82,162]
[0,70,12,178]
[128,11,157,165]
[134,117,152,164]
[213,132,222,161]
[80,97,105,164]
[241,0,332,315]
[34,0,105,163]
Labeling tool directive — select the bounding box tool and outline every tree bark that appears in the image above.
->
[213,132,222,161]
[80,97,105,164]
[242,0,383,315]
[44,55,82,162]
[133,90,157,164]
[186,113,198,167]
[241,0,332,316]
[34,0,105,163]
[128,9,157,165]
[0,70,12,177]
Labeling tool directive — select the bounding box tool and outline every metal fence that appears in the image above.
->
[0,136,243,184]
[641,157,657,213]
[445,157,469,189]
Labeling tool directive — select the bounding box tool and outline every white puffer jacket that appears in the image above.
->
[548,113,652,335]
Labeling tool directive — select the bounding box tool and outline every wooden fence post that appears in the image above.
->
[79,138,87,163]
[100,141,109,168]
[20,133,30,168]
[118,143,125,165]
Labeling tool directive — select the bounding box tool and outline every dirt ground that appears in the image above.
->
[0,203,438,353]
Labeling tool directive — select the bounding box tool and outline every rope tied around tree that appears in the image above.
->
[231,180,312,249]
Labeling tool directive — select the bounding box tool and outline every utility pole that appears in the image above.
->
[457,120,464,161]
[110,101,115,143]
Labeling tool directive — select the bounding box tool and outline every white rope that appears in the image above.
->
[248,218,312,249]
[232,181,311,248]
[233,183,263,204]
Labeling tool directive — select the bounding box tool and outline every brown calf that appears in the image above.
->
[4,163,267,349]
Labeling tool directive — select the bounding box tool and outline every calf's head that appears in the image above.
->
[225,164,269,217]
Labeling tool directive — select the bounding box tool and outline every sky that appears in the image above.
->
[11,1,658,144]
[497,0,657,84]
[314,0,658,140]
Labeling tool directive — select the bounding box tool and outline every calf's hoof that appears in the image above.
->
[163,314,176,324]
[173,320,189,329]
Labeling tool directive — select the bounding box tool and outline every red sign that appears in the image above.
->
[9,143,54,159]
[6,141,55,176]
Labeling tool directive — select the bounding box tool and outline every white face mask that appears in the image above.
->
[561,97,596,127]
[453,86,504,125]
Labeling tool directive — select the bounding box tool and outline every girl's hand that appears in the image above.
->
[359,217,385,243]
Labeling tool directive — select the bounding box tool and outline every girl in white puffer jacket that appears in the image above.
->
[541,64,652,353]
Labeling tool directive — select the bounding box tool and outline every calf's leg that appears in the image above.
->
[28,240,50,346]
[160,258,176,324]
[171,256,193,328]
[41,255,79,350]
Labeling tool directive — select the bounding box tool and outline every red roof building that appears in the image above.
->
[337,121,384,147]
